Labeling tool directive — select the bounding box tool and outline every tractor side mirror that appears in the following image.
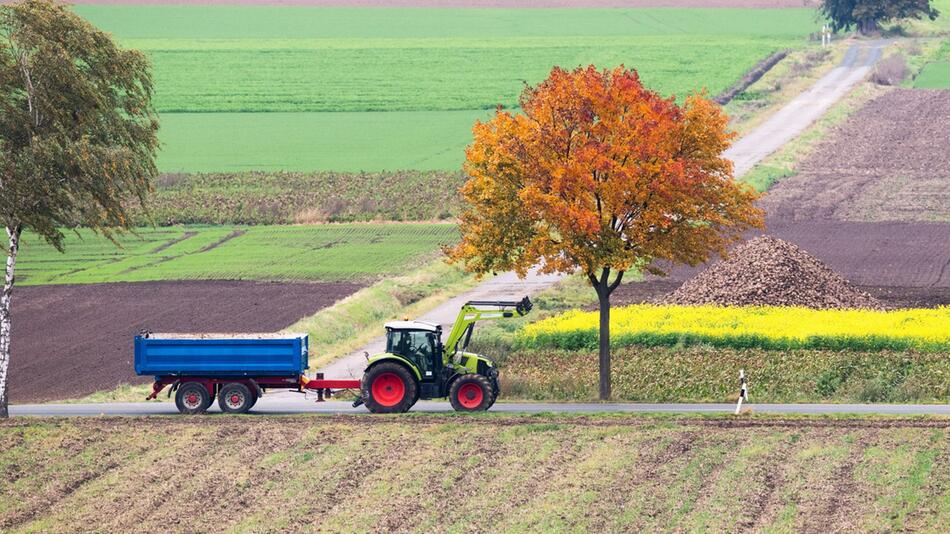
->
[516,296,533,316]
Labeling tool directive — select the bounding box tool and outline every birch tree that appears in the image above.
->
[0,0,158,416]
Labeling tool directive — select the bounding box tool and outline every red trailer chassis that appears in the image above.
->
[147,374,361,403]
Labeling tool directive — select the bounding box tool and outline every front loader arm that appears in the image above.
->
[444,296,532,359]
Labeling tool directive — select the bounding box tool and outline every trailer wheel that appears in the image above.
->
[449,374,494,412]
[218,383,254,414]
[362,362,417,414]
[175,383,212,415]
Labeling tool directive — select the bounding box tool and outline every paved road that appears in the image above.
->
[724,39,887,177]
[10,398,950,417]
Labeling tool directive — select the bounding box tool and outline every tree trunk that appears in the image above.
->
[860,18,878,35]
[0,226,21,418]
[589,268,624,401]
[598,290,611,401]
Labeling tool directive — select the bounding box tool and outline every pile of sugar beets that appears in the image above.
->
[660,236,883,310]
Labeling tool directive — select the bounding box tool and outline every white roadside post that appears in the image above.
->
[735,369,749,415]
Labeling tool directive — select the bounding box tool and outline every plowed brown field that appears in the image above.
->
[0,415,945,533]
[9,281,361,403]
[649,89,950,303]
[762,89,950,223]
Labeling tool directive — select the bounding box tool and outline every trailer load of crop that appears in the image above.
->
[136,297,532,414]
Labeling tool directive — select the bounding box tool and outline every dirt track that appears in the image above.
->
[9,281,361,402]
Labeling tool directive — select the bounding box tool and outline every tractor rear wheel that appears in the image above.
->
[449,374,495,412]
[175,382,212,415]
[362,363,417,414]
[218,383,254,414]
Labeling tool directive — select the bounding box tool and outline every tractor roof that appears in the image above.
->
[384,320,441,332]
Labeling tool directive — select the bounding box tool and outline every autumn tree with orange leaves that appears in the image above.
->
[446,66,763,400]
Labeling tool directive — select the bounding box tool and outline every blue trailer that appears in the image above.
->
[135,332,360,414]
[135,297,531,415]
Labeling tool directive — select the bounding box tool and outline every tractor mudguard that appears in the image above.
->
[364,353,423,382]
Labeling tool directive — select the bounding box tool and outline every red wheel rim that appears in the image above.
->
[184,392,201,409]
[371,373,405,407]
[457,383,484,409]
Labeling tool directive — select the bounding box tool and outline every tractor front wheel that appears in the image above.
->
[449,374,495,412]
[362,363,417,414]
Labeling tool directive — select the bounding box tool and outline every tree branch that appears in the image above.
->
[607,270,625,295]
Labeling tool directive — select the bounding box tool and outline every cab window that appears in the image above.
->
[387,330,438,377]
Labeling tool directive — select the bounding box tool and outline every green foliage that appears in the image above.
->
[821,0,940,34]
[0,0,158,248]
[133,170,467,225]
[500,347,950,403]
[73,5,820,172]
[16,223,459,285]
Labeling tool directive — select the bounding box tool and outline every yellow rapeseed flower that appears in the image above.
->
[521,305,950,351]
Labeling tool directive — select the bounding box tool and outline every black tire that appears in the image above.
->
[487,373,500,409]
[218,382,254,414]
[449,374,495,412]
[175,382,212,415]
[362,362,417,414]
[410,383,421,408]
[247,391,258,410]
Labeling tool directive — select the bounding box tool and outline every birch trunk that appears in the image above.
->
[0,226,21,418]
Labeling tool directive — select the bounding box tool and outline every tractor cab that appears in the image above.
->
[383,320,443,381]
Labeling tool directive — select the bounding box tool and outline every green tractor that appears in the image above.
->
[356,297,532,413]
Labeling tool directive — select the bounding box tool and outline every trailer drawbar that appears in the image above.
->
[136,297,532,414]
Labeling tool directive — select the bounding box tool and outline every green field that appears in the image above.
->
[17,224,458,285]
[156,111,482,172]
[915,61,950,87]
[1,416,947,533]
[915,41,950,88]
[74,6,821,172]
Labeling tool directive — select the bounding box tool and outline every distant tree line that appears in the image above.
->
[821,0,940,35]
